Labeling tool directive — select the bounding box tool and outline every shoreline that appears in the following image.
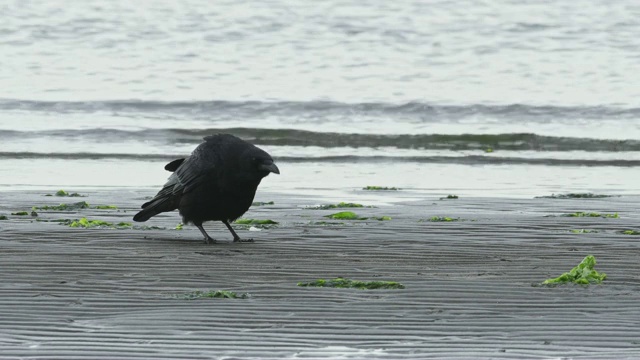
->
[1,189,640,358]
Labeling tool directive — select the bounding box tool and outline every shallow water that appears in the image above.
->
[1,0,639,195]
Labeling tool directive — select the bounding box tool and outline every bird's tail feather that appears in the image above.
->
[133,197,177,222]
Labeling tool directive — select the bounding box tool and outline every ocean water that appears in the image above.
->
[1,0,639,198]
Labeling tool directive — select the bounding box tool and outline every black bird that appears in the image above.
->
[133,134,280,243]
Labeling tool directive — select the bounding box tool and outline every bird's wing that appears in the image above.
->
[172,143,220,194]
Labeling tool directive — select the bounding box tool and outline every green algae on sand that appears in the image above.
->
[324,211,367,220]
[94,205,118,210]
[322,211,389,221]
[362,186,399,191]
[374,216,392,221]
[298,277,405,290]
[176,290,249,300]
[11,211,29,216]
[33,201,90,211]
[46,190,85,197]
[562,212,618,218]
[424,216,459,222]
[620,230,640,235]
[0,215,8,220]
[541,255,606,286]
[174,223,184,230]
[307,202,369,210]
[570,229,598,234]
[234,219,279,229]
[65,217,132,229]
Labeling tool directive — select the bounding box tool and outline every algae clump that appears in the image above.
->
[298,277,405,290]
[174,223,184,230]
[562,212,618,218]
[426,216,459,222]
[33,201,90,211]
[11,211,29,216]
[309,202,368,210]
[177,290,248,300]
[0,215,8,220]
[363,186,399,191]
[95,205,118,210]
[324,211,367,220]
[541,255,606,286]
[570,229,598,234]
[620,230,640,235]
[67,217,132,229]
[50,190,84,197]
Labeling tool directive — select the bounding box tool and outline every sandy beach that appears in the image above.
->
[1,189,639,359]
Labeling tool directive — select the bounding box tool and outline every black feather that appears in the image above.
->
[164,158,185,172]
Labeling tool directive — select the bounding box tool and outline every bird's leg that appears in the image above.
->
[195,223,216,244]
[223,220,253,243]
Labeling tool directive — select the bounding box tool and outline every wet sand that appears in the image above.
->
[1,189,640,359]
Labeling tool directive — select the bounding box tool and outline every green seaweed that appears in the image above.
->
[570,229,598,234]
[234,219,279,225]
[562,212,618,218]
[176,290,249,300]
[324,211,367,220]
[620,230,640,235]
[298,277,405,290]
[308,202,369,210]
[374,216,392,221]
[174,223,184,230]
[33,201,90,211]
[252,201,274,206]
[541,255,606,286]
[50,190,84,197]
[66,217,132,229]
[0,215,7,220]
[363,186,399,191]
[95,205,118,210]
[425,216,459,222]
[537,193,614,199]
[11,211,29,216]
[484,147,494,153]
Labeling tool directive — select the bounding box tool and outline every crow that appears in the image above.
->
[133,134,279,243]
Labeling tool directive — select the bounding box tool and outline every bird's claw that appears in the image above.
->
[233,237,254,243]
[203,237,217,244]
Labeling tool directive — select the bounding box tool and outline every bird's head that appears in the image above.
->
[243,147,280,178]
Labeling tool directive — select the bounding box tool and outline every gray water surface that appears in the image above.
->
[1,0,639,194]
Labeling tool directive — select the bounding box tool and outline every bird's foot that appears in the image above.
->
[203,236,217,244]
[233,237,254,243]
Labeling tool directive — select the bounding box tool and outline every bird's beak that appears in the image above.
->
[259,162,280,174]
